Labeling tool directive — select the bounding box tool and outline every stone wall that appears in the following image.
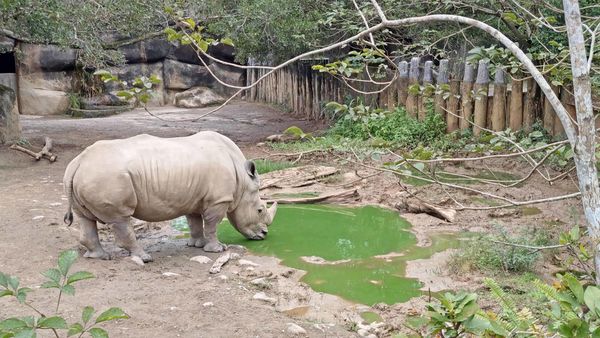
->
[0,36,246,115]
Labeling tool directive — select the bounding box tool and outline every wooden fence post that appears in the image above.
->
[509,76,523,131]
[491,68,506,131]
[446,61,461,132]
[522,78,538,131]
[397,61,409,107]
[406,57,420,118]
[460,63,475,130]
[543,84,559,134]
[555,86,576,137]
[435,59,449,121]
[419,60,434,120]
[473,60,489,136]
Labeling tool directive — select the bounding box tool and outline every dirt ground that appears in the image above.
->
[0,101,584,337]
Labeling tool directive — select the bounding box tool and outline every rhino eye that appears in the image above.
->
[258,207,264,214]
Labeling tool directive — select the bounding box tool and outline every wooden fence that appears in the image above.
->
[246,57,578,136]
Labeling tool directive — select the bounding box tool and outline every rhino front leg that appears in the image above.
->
[112,220,153,262]
[186,214,207,248]
[79,216,110,260]
[202,204,228,252]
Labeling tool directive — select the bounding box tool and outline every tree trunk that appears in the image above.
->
[563,0,600,284]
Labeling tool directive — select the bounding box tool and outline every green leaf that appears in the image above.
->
[16,288,32,304]
[88,328,108,338]
[0,319,29,330]
[13,329,35,338]
[220,37,234,46]
[37,317,67,330]
[0,272,8,288]
[95,308,129,323]
[82,306,95,324]
[40,281,60,289]
[41,269,61,284]
[585,286,600,315]
[198,39,209,52]
[67,271,94,285]
[67,323,84,337]
[7,276,18,291]
[61,285,75,296]
[58,250,78,276]
[0,290,13,298]
[563,273,584,303]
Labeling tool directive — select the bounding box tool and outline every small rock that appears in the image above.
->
[130,256,145,266]
[190,255,212,264]
[238,259,259,267]
[280,270,294,278]
[252,292,276,304]
[218,275,228,281]
[32,216,44,220]
[49,202,62,207]
[202,302,214,307]
[286,323,307,335]
[162,272,180,277]
[250,277,271,289]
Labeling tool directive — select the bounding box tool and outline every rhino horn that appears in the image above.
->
[266,202,278,225]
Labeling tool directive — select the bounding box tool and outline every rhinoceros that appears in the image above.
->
[63,131,278,262]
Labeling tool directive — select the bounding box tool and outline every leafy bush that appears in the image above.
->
[0,250,128,337]
[405,273,600,337]
[450,226,550,273]
[325,98,449,149]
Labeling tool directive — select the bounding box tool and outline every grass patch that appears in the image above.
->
[253,159,295,174]
[449,226,551,273]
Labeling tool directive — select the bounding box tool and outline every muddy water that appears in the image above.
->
[174,205,461,305]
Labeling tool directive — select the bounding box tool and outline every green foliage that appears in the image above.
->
[534,273,600,337]
[466,45,523,76]
[425,292,487,337]
[0,250,128,338]
[326,98,448,149]
[450,226,550,273]
[253,160,295,175]
[312,48,388,78]
[94,70,160,107]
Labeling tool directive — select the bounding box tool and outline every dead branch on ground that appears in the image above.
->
[10,137,57,162]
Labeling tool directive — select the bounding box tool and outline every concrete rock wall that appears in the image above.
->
[4,37,246,115]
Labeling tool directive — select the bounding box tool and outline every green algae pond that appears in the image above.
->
[172,204,463,306]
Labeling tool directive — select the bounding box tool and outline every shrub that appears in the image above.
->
[0,250,128,337]
[450,226,550,273]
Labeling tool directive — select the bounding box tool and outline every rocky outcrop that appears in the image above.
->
[119,39,172,64]
[18,71,73,115]
[105,62,165,106]
[167,44,210,65]
[174,87,225,108]
[163,59,214,90]
[0,85,21,144]
[19,43,76,73]
[20,88,69,116]
[208,62,245,97]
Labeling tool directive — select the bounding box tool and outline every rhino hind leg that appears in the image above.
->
[186,214,207,248]
[79,216,110,260]
[202,204,228,253]
[112,220,153,263]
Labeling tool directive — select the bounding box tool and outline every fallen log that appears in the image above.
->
[10,137,57,162]
[263,189,359,204]
[396,199,456,223]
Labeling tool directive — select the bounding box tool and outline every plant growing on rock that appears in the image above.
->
[0,250,128,338]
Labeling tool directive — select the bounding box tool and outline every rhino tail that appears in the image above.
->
[63,159,81,226]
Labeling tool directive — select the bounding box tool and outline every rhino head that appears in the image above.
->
[227,161,278,240]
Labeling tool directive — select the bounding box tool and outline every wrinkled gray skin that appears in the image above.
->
[63,131,278,262]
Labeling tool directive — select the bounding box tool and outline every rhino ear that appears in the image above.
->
[245,160,257,179]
